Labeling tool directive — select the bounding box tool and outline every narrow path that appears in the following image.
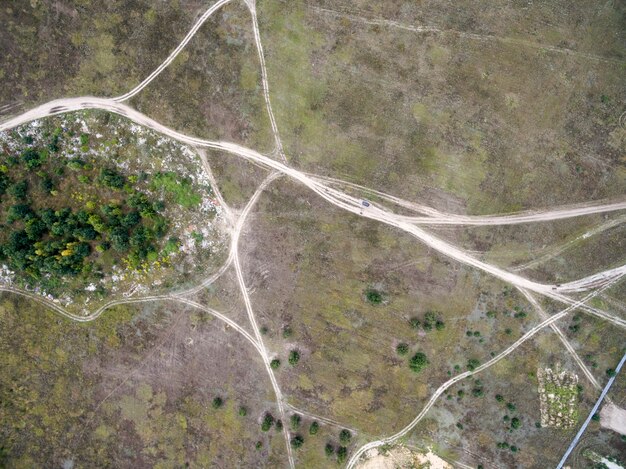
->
[346,277,622,468]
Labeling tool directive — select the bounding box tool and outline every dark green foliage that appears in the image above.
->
[409,317,421,329]
[606,368,616,377]
[275,419,283,431]
[396,343,409,355]
[211,397,223,409]
[270,358,280,369]
[337,446,348,463]
[255,441,262,450]
[288,350,300,365]
[506,402,516,412]
[325,443,334,457]
[291,435,304,449]
[238,406,247,417]
[365,288,383,304]
[309,421,319,435]
[410,352,429,373]
[9,180,28,200]
[467,358,480,371]
[98,167,125,189]
[591,413,600,422]
[511,417,521,429]
[339,429,351,444]
[261,413,274,431]
[290,413,301,430]
[21,148,44,169]
[472,388,484,397]
[282,325,293,338]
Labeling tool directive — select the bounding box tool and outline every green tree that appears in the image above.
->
[337,446,348,463]
[309,421,319,435]
[238,406,247,417]
[467,358,480,371]
[99,167,125,189]
[9,180,28,200]
[409,317,421,329]
[365,288,383,304]
[288,350,300,366]
[290,435,304,449]
[409,352,429,373]
[325,443,334,457]
[511,417,521,429]
[290,414,301,430]
[261,413,274,431]
[396,343,409,355]
[270,359,281,370]
[339,429,352,444]
[212,397,223,409]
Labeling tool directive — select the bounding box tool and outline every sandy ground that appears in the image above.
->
[357,446,452,469]
[600,402,626,435]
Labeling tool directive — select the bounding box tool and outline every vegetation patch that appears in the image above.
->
[537,365,579,429]
[0,111,225,308]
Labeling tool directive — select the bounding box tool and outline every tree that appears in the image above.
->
[9,180,28,200]
[506,402,516,412]
[606,368,617,378]
[282,325,293,338]
[238,406,247,417]
[261,413,274,431]
[290,435,304,449]
[339,429,352,444]
[365,288,383,305]
[435,320,445,331]
[325,443,334,457]
[409,352,429,373]
[290,414,301,430]
[495,394,504,402]
[212,397,223,409]
[337,446,348,463]
[21,148,44,169]
[99,167,125,189]
[511,417,521,429]
[288,350,300,366]
[396,343,409,355]
[409,317,421,329]
[270,359,281,370]
[309,421,319,435]
[275,419,283,431]
[467,358,480,371]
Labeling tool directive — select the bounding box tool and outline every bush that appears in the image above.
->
[396,343,409,355]
[365,288,383,304]
[410,352,429,373]
[467,358,480,371]
[290,414,301,430]
[495,394,504,402]
[591,413,600,422]
[337,446,348,463]
[325,443,334,457]
[212,397,223,409]
[409,317,421,329]
[261,413,274,431]
[309,421,319,435]
[270,359,281,369]
[288,350,300,366]
[282,325,293,338]
[339,429,352,444]
[99,167,125,189]
[238,406,247,417]
[506,402,516,412]
[435,320,445,331]
[290,435,304,449]
[472,388,484,397]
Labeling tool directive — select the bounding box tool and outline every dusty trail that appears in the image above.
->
[1,97,624,327]
[1,1,624,466]
[519,288,601,391]
[346,276,623,468]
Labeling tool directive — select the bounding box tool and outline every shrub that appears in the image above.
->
[409,317,421,329]
[290,435,304,449]
[410,352,429,373]
[309,421,319,435]
[290,414,301,430]
[365,288,383,304]
[467,358,480,371]
[495,394,504,402]
[396,343,409,355]
[275,419,283,431]
[238,406,247,417]
[282,325,293,338]
[591,413,600,422]
[261,413,274,431]
[99,167,125,189]
[255,441,262,450]
[337,446,348,463]
[270,359,281,370]
[339,429,352,444]
[212,397,223,409]
[506,402,516,412]
[472,388,484,397]
[325,443,334,457]
[288,350,300,366]
[435,320,445,331]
